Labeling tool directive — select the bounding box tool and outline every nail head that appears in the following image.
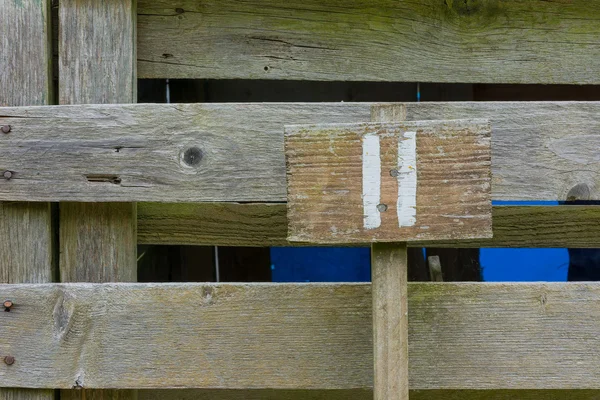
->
[377,203,388,212]
[3,171,12,180]
[390,169,399,177]
[4,356,14,366]
[3,300,13,310]
[1,125,10,134]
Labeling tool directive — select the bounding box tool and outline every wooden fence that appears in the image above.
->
[2,0,600,399]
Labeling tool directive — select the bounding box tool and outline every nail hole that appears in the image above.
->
[183,147,203,166]
[162,53,174,59]
[264,66,270,71]
[377,204,388,212]
[175,7,184,13]
[86,174,121,184]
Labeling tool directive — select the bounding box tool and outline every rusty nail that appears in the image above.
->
[4,356,14,366]
[1,125,10,134]
[3,300,13,311]
[3,171,12,180]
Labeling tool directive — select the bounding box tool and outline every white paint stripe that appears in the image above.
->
[397,131,417,227]
[362,134,381,229]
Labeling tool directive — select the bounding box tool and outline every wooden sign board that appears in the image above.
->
[285,120,493,243]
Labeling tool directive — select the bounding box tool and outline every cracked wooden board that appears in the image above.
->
[137,0,600,84]
[285,120,492,243]
[2,282,600,389]
[1,102,600,202]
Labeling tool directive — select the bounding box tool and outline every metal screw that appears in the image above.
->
[3,171,12,180]
[1,125,10,134]
[377,203,388,212]
[4,356,15,366]
[3,300,13,311]
[390,169,399,177]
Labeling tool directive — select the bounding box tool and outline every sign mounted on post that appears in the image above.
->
[285,119,493,243]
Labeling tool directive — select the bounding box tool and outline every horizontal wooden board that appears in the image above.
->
[139,389,600,400]
[137,0,600,84]
[137,204,600,248]
[1,102,600,202]
[285,120,492,243]
[2,282,600,389]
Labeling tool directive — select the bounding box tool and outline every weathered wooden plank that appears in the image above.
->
[372,244,409,400]
[137,0,600,84]
[285,120,492,243]
[0,1,54,399]
[1,282,600,389]
[59,203,137,282]
[136,204,600,248]
[59,1,137,400]
[1,102,600,202]
[138,389,600,400]
[59,0,136,104]
[0,0,53,107]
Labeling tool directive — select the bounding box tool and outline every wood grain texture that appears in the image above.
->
[0,0,53,107]
[2,101,600,202]
[59,1,137,399]
[285,120,492,243]
[372,244,409,400]
[1,282,600,389]
[59,203,137,282]
[59,0,136,104]
[137,204,600,248]
[137,0,600,84]
[1,1,54,399]
[138,389,600,400]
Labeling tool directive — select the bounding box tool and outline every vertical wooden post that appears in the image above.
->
[371,105,409,400]
[59,0,137,398]
[372,244,410,400]
[0,1,55,400]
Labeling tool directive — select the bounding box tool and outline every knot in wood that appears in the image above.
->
[183,147,203,167]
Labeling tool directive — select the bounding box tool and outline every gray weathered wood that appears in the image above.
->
[138,389,600,400]
[59,203,137,282]
[0,1,54,399]
[59,1,137,400]
[1,102,600,202]
[1,282,600,389]
[285,120,492,243]
[59,0,136,104]
[137,0,600,84]
[0,0,53,107]
[136,203,600,248]
[428,256,443,282]
[372,244,409,400]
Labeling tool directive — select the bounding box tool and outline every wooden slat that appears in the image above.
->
[1,102,600,202]
[285,120,492,243]
[138,389,600,400]
[0,0,54,399]
[137,0,600,84]
[137,204,600,248]
[372,244,409,400]
[58,1,137,400]
[1,282,600,389]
